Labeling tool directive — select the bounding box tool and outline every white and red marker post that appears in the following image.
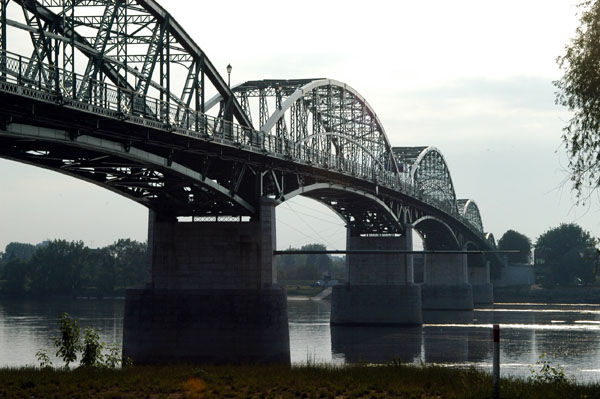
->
[493,324,500,399]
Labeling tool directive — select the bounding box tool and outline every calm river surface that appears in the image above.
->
[2,298,600,382]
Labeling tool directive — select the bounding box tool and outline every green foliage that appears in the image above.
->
[34,349,53,369]
[54,313,81,369]
[29,240,88,296]
[555,0,600,200]
[80,327,103,367]
[498,229,532,263]
[0,238,148,297]
[43,314,128,369]
[529,353,569,384]
[107,239,149,289]
[1,242,38,263]
[103,343,129,369]
[2,259,31,294]
[277,243,345,282]
[535,223,598,285]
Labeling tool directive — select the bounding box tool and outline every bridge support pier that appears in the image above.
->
[331,226,422,325]
[421,253,473,310]
[469,261,494,304]
[123,199,290,364]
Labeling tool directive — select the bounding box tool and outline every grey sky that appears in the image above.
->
[1,0,597,252]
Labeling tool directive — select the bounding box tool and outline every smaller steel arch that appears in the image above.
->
[485,232,497,249]
[457,199,484,234]
[410,147,458,213]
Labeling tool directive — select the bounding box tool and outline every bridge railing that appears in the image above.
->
[0,50,407,185]
[0,50,483,239]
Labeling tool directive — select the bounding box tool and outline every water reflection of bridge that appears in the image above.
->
[1,0,500,363]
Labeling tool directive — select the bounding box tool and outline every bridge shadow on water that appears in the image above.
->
[331,325,423,364]
[330,309,493,365]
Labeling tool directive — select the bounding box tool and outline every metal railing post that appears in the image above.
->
[17,55,22,85]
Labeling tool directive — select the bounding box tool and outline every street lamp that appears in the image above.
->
[226,64,232,87]
[133,66,139,89]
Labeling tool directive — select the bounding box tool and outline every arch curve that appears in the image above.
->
[413,215,460,249]
[207,78,401,184]
[457,199,484,234]
[284,182,402,234]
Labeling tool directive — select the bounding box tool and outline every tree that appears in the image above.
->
[54,313,81,368]
[28,240,88,296]
[2,258,31,294]
[555,1,600,199]
[86,248,116,296]
[275,243,335,281]
[1,242,37,263]
[498,230,532,263]
[106,239,149,288]
[535,223,598,285]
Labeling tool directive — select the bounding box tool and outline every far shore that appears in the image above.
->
[2,285,599,305]
[493,285,600,304]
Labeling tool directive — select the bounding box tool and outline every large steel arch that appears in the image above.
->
[1,0,251,128]
[207,78,401,185]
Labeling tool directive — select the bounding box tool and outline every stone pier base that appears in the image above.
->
[421,284,473,310]
[123,287,290,364]
[472,283,494,304]
[331,284,422,325]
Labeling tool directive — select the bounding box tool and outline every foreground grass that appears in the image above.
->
[0,364,599,399]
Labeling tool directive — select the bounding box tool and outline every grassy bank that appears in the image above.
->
[0,364,598,399]
[494,285,600,303]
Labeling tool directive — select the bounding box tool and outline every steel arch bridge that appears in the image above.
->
[0,0,496,253]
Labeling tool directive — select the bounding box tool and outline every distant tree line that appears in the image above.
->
[0,239,148,297]
[276,243,346,282]
[498,223,599,286]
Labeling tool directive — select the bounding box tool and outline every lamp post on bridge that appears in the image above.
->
[226,64,232,87]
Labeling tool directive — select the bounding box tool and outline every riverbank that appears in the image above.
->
[0,364,597,399]
[494,285,600,303]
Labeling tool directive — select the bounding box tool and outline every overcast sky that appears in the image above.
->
[1,0,597,252]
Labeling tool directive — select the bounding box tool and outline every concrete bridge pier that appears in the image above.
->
[331,226,422,325]
[421,252,473,310]
[123,199,290,364]
[469,260,494,304]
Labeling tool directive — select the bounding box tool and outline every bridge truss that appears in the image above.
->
[0,0,496,251]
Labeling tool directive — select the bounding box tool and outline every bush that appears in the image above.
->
[80,327,103,367]
[44,313,128,369]
[54,313,81,369]
[529,354,569,384]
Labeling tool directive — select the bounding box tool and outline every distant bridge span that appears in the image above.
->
[0,0,499,364]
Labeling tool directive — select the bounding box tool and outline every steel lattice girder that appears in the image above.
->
[457,199,484,234]
[393,146,457,213]
[206,79,401,185]
[3,0,251,128]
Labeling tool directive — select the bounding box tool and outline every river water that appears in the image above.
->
[1,298,600,383]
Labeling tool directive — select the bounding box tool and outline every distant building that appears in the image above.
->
[493,256,535,287]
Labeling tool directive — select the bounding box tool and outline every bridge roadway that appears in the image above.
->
[0,0,498,363]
